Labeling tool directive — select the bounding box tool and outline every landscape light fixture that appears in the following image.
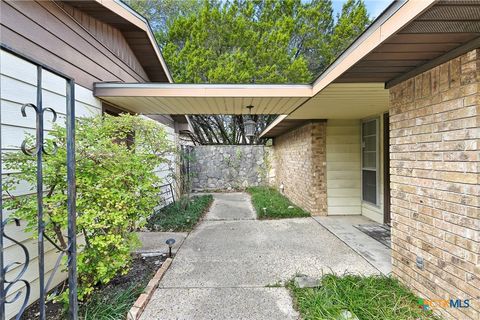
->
[244,105,256,139]
[166,238,176,258]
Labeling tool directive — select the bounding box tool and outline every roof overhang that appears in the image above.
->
[66,0,173,83]
[94,83,312,115]
[325,0,480,88]
[260,82,389,138]
[263,0,480,137]
[92,0,480,138]
[289,83,389,119]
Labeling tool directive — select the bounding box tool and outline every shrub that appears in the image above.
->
[3,114,171,302]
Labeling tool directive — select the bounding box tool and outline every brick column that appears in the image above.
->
[389,49,479,320]
[272,121,327,215]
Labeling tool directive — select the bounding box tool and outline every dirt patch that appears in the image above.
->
[22,255,165,320]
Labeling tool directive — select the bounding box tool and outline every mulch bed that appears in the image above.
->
[22,255,165,320]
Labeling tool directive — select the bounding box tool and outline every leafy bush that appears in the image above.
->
[3,114,171,301]
[147,195,213,232]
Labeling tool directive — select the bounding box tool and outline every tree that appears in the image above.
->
[187,114,277,145]
[161,0,328,84]
[329,0,370,64]
[129,0,370,144]
[125,0,202,45]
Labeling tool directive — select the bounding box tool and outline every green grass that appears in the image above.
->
[289,274,441,320]
[80,283,145,320]
[147,195,213,231]
[247,186,309,219]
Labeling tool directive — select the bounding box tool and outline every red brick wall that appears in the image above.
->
[389,49,479,320]
[272,121,327,215]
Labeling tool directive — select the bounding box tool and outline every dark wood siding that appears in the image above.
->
[0,0,149,89]
[56,1,147,78]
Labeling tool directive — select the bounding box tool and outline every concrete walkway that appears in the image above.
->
[314,216,392,275]
[141,193,379,320]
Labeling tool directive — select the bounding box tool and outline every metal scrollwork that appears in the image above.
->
[20,104,59,156]
[2,219,31,319]
[20,101,66,319]
[40,107,59,156]
[1,55,78,320]
[2,104,62,320]
[1,100,61,320]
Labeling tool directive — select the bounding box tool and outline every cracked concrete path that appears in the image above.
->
[204,192,256,221]
[141,193,378,320]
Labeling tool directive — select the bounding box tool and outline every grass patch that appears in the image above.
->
[80,283,145,320]
[78,256,161,320]
[247,186,309,219]
[289,274,441,320]
[147,195,213,231]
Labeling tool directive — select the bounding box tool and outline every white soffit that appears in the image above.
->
[94,83,312,115]
[289,83,389,119]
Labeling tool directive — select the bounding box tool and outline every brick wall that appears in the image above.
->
[389,49,479,320]
[272,121,327,215]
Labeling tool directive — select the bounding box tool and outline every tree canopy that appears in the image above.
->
[127,0,371,144]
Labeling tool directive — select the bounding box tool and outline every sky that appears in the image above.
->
[332,0,392,20]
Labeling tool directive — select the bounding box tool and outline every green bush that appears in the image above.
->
[3,114,171,302]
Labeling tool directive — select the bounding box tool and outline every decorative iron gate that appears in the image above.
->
[0,47,78,320]
[180,145,194,193]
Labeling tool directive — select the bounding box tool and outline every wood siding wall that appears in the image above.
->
[56,1,148,80]
[326,120,362,215]
[0,0,149,90]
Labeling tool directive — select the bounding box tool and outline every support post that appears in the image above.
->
[66,80,78,320]
[0,66,5,320]
[36,66,46,320]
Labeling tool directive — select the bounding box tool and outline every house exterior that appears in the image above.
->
[264,51,479,320]
[1,0,479,320]
[0,0,187,318]
[93,1,479,319]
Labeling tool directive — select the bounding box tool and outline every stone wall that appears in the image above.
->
[389,49,479,320]
[272,121,327,216]
[191,145,272,191]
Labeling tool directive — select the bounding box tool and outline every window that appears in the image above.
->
[362,118,378,205]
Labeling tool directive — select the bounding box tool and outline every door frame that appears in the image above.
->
[383,112,391,225]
